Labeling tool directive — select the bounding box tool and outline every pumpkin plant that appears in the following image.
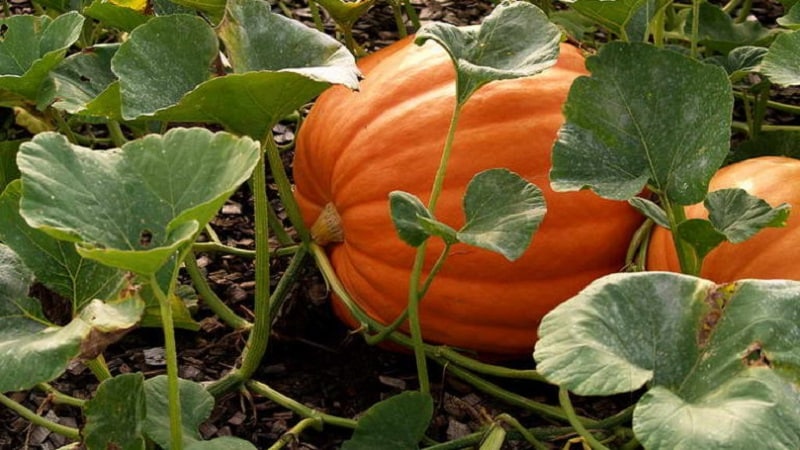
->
[647,156,798,282]
[293,4,644,364]
[1,0,800,448]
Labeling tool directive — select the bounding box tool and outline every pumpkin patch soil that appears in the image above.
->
[0,1,794,449]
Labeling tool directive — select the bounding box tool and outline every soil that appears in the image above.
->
[0,1,794,449]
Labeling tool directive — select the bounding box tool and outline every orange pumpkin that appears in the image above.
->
[647,156,800,282]
[293,37,644,355]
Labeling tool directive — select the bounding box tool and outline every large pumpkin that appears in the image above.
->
[647,156,800,282]
[293,37,644,356]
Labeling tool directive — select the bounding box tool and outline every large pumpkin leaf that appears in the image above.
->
[111,14,219,120]
[341,392,433,450]
[415,1,561,105]
[38,44,119,113]
[17,128,259,274]
[0,244,144,393]
[551,42,733,205]
[534,272,800,449]
[83,373,147,450]
[457,169,546,261]
[0,181,125,312]
[0,12,84,104]
[761,30,800,86]
[83,0,360,138]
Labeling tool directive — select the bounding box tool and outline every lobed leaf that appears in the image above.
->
[0,12,84,103]
[535,273,800,449]
[704,187,791,243]
[457,169,546,261]
[17,128,260,274]
[551,42,733,205]
[83,0,360,138]
[112,14,218,120]
[0,181,125,311]
[415,0,561,105]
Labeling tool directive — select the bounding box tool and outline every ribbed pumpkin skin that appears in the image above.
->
[647,156,800,283]
[293,37,644,355]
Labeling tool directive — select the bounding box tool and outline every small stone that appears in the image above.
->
[143,347,167,366]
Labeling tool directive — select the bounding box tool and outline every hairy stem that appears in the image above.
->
[559,386,611,450]
[184,251,251,330]
[0,393,80,441]
[149,274,183,450]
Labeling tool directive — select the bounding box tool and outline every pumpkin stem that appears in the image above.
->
[311,202,344,245]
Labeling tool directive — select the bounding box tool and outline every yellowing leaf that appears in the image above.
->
[109,0,148,13]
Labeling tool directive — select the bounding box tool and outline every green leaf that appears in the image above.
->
[625,0,661,42]
[687,2,775,53]
[144,376,215,448]
[38,44,119,113]
[457,169,546,261]
[341,392,433,450]
[415,1,561,105]
[314,0,376,28]
[675,218,727,260]
[561,0,650,39]
[635,370,800,449]
[219,0,359,87]
[83,0,149,31]
[777,3,800,29]
[86,0,360,138]
[0,13,84,103]
[0,245,144,393]
[705,187,791,243]
[17,128,260,274]
[549,10,597,42]
[83,373,147,450]
[708,45,768,82]
[168,0,226,22]
[185,437,258,450]
[551,42,733,205]
[0,138,22,192]
[389,191,434,247]
[628,197,669,228]
[112,14,218,120]
[0,181,125,311]
[534,273,800,449]
[761,30,800,86]
[535,272,711,393]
